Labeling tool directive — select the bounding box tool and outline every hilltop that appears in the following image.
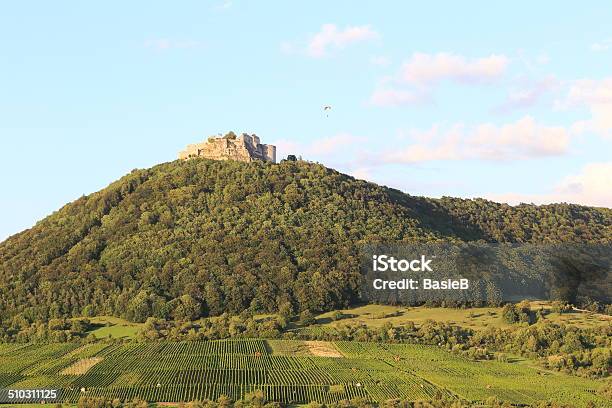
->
[0,158,610,330]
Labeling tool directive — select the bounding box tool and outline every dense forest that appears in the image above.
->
[0,157,610,333]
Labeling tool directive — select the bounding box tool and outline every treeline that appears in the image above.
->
[0,158,610,329]
[0,317,93,343]
[471,321,611,378]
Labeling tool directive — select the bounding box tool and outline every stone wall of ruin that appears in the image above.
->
[178,134,276,163]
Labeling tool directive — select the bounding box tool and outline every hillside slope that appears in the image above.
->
[0,159,610,327]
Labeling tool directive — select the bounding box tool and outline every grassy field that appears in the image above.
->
[0,339,609,407]
[314,301,611,330]
[82,302,610,342]
[86,316,143,339]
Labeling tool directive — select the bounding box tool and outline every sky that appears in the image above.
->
[1,1,611,241]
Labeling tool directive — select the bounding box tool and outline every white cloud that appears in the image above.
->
[273,139,301,158]
[515,50,550,70]
[495,76,559,112]
[590,39,612,52]
[558,78,612,138]
[212,0,232,10]
[306,24,379,57]
[484,162,612,208]
[572,104,612,138]
[399,52,509,85]
[380,116,570,164]
[369,88,428,107]
[370,55,391,67]
[563,78,612,106]
[309,133,357,155]
[144,39,203,51]
[273,133,362,159]
[349,167,373,181]
[369,52,509,107]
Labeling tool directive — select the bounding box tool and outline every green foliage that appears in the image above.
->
[501,302,535,324]
[0,159,610,333]
[299,310,317,326]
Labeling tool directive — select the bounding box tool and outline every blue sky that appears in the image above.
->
[1,1,611,241]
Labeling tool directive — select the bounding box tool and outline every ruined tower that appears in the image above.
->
[179,133,276,163]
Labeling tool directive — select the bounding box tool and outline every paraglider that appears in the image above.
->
[323,105,332,117]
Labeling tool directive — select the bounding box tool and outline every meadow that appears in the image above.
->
[0,339,609,407]
[87,316,143,340]
[314,302,611,330]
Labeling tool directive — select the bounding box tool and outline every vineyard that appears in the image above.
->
[0,340,609,407]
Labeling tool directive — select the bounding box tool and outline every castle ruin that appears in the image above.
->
[179,133,276,163]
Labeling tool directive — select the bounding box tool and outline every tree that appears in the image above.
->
[172,295,202,321]
[299,310,316,326]
[127,291,153,323]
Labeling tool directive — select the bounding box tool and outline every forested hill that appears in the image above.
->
[0,158,610,327]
